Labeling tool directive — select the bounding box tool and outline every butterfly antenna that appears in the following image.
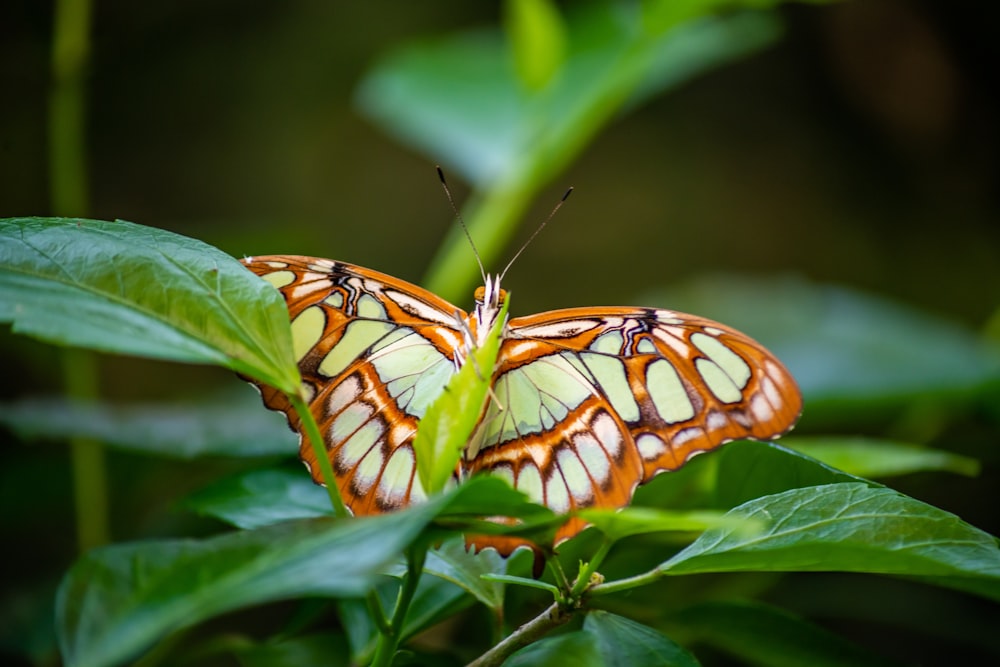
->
[499,186,573,282]
[437,166,488,285]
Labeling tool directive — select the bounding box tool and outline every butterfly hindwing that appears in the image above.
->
[464,307,802,548]
[242,255,467,515]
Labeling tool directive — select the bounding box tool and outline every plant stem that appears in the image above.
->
[63,348,109,551]
[569,538,612,599]
[50,0,92,216]
[589,565,666,597]
[51,0,107,554]
[371,545,428,667]
[467,600,575,667]
[289,393,349,518]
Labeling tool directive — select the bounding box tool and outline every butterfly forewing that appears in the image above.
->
[242,255,467,516]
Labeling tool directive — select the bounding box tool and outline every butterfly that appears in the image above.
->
[241,255,802,554]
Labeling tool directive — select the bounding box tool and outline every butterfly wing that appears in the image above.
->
[242,255,469,515]
[466,306,802,548]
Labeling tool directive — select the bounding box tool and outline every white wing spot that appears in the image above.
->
[376,446,414,508]
[353,445,385,494]
[751,394,774,422]
[545,472,572,513]
[761,375,783,408]
[706,410,728,432]
[591,411,623,458]
[674,427,702,447]
[307,259,336,271]
[514,319,602,338]
[652,327,691,357]
[636,433,668,461]
[573,432,611,487]
[557,448,593,505]
[655,311,683,325]
[327,375,361,415]
[385,289,456,325]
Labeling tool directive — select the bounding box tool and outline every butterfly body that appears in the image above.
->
[242,255,802,553]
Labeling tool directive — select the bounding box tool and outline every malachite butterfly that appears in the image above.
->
[241,255,802,554]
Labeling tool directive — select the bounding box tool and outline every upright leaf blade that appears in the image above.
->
[0,217,299,393]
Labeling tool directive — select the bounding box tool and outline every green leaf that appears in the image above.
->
[0,389,295,459]
[0,217,299,394]
[643,275,1000,410]
[783,436,980,478]
[424,538,508,610]
[673,600,894,667]
[56,477,515,667]
[504,0,567,90]
[184,466,330,529]
[414,297,508,496]
[579,506,757,542]
[584,610,701,667]
[713,441,878,509]
[662,483,1000,600]
[503,630,603,667]
[57,515,414,667]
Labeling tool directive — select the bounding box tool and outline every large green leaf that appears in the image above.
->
[0,389,295,459]
[0,217,299,394]
[56,476,527,667]
[672,600,895,667]
[661,483,1000,601]
[584,610,701,667]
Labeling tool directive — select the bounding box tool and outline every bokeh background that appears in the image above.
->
[2,1,999,665]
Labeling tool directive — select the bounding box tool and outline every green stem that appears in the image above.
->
[288,393,348,518]
[569,538,612,600]
[589,565,666,597]
[63,348,109,551]
[51,0,104,554]
[371,545,428,667]
[50,0,92,217]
